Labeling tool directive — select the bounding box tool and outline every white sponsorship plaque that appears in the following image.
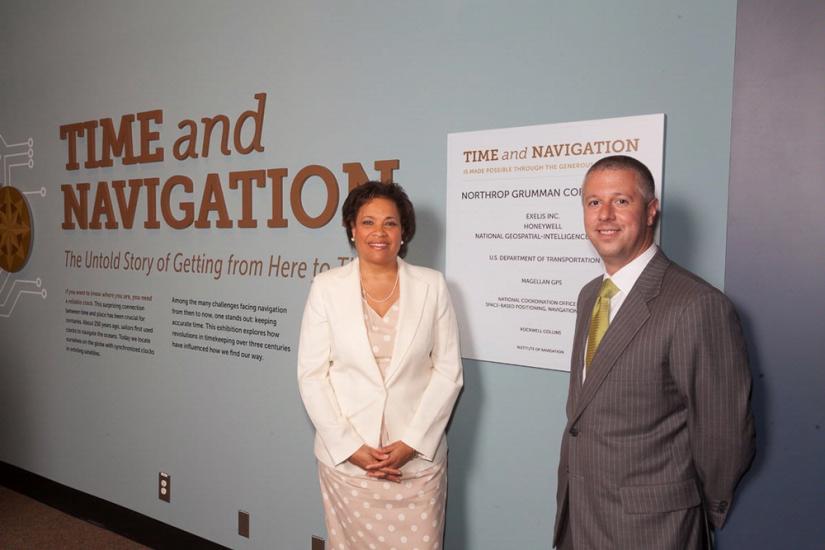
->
[446,114,664,370]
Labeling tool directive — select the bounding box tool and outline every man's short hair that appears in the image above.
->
[585,155,656,202]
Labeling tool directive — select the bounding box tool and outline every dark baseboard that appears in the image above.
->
[0,461,227,550]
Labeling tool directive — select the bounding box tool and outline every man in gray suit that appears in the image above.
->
[554,156,755,550]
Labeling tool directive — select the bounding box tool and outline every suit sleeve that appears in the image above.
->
[296,279,364,465]
[670,291,755,528]
[402,273,464,460]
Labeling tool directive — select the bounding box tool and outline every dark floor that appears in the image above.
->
[0,485,148,550]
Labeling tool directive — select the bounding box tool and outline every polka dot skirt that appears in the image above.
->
[319,461,446,550]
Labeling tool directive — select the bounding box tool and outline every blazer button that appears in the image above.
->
[718,501,728,513]
[569,426,579,437]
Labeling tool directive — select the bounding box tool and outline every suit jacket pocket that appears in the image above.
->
[620,479,701,514]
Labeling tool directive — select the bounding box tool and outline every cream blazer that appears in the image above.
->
[297,258,463,476]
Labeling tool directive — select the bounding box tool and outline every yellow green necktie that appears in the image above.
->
[585,278,619,370]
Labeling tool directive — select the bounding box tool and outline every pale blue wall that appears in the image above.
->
[0,2,740,548]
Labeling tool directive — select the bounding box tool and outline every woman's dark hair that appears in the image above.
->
[342,181,416,258]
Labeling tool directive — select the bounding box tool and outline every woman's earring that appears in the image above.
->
[351,237,355,242]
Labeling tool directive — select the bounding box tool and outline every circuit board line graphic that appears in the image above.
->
[0,289,44,318]
[0,132,45,317]
[0,134,34,187]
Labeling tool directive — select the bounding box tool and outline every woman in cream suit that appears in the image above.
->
[298,181,463,550]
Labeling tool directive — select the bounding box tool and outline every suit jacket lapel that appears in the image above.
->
[569,279,598,413]
[337,258,383,382]
[571,251,670,424]
[384,259,428,385]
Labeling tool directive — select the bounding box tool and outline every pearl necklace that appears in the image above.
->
[361,271,399,303]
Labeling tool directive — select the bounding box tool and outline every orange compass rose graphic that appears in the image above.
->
[0,186,33,273]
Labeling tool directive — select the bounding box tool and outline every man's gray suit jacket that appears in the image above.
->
[554,251,755,550]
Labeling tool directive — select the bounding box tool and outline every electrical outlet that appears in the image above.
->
[238,510,250,538]
[158,472,170,502]
[311,535,325,550]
